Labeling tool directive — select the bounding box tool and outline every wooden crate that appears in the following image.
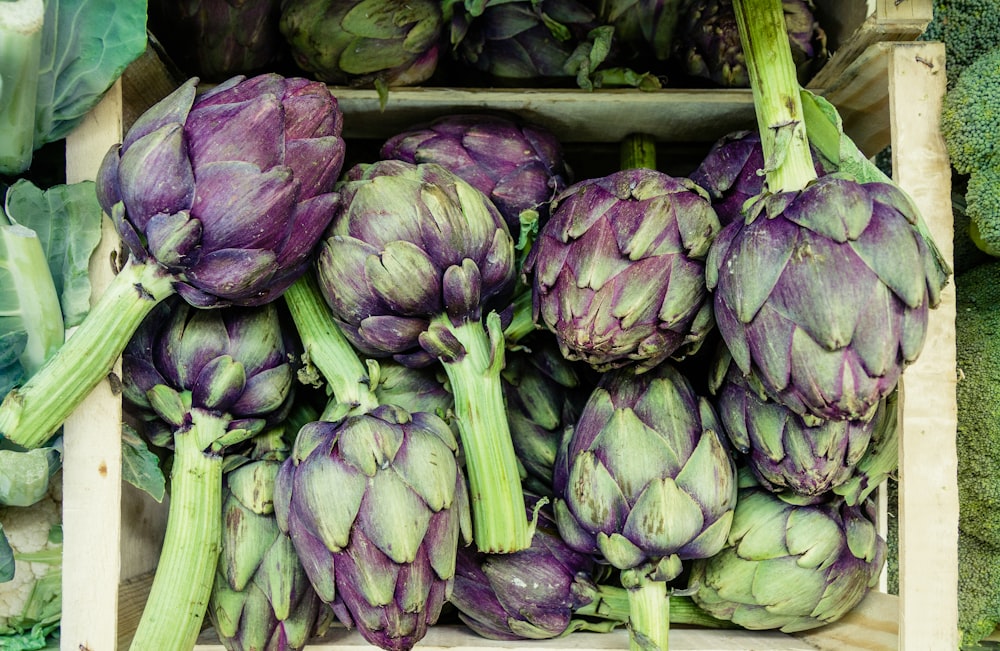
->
[58,6,953,650]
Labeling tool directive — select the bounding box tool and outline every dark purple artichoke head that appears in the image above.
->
[279,0,443,87]
[709,346,882,497]
[450,495,604,640]
[380,113,571,233]
[687,470,886,632]
[274,404,471,651]
[671,0,827,88]
[526,168,721,373]
[122,297,296,447]
[553,363,738,583]
[448,0,608,86]
[210,440,327,651]
[690,130,832,227]
[148,0,285,81]
[706,174,949,422]
[316,160,516,368]
[96,74,346,308]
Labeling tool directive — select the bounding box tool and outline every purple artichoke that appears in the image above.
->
[121,299,297,649]
[709,347,883,497]
[379,113,571,233]
[315,159,534,553]
[672,0,827,87]
[0,73,344,452]
[687,470,886,632]
[148,0,285,81]
[274,405,471,651]
[705,175,949,421]
[279,0,443,88]
[526,168,721,373]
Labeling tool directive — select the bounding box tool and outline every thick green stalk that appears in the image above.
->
[626,580,671,651]
[620,133,658,171]
[732,0,816,193]
[130,409,227,651]
[432,312,532,553]
[0,257,175,449]
[283,271,378,415]
[0,0,43,175]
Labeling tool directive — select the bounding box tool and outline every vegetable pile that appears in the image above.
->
[0,0,958,650]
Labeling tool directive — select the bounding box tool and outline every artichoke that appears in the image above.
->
[209,430,327,651]
[0,73,345,450]
[553,362,737,649]
[280,0,443,88]
[380,113,571,234]
[709,346,883,497]
[672,0,826,87]
[592,0,682,63]
[121,299,296,650]
[148,0,285,81]
[687,470,886,632]
[315,160,534,553]
[706,174,948,422]
[274,405,471,651]
[526,165,721,373]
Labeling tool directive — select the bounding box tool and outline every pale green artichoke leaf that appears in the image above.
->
[360,470,433,564]
[749,557,826,616]
[622,477,704,555]
[847,203,929,310]
[564,450,628,532]
[591,408,681,501]
[784,507,844,570]
[366,241,442,315]
[255,535,300,620]
[121,424,166,503]
[34,0,147,147]
[338,416,405,477]
[299,454,366,552]
[596,531,646,570]
[723,215,794,325]
[844,509,880,562]
[221,501,275,592]
[673,431,737,515]
[392,425,458,513]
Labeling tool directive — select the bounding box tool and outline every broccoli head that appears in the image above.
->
[941,47,1000,256]
[924,0,1000,86]
[956,260,1000,645]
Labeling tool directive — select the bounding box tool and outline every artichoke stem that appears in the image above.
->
[627,580,671,651]
[620,133,658,171]
[577,585,736,629]
[283,272,378,415]
[733,0,816,193]
[130,409,227,651]
[0,256,175,449]
[434,313,532,553]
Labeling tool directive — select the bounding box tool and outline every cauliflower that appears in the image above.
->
[0,471,62,647]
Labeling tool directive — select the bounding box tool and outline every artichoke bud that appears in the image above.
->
[193,354,247,412]
[146,384,191,428]
[227,459,281,515]
[145,211,203,269]
[419,321,467,362]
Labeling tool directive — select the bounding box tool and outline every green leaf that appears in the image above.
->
[33,0,147,147]
[4,179,104,328]
[121,424,166,503]
[0,527,14,583]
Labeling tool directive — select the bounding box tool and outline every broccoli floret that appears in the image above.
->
[924,0,1000,86]
[956,260,1000,645]
[940,48,1000,256]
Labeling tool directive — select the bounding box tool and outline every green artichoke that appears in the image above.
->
[280,0,442,88]
[553,362,737,648]
[209,431,327,651]
[274,405,471,651]
[527,167,721,373]
[687,470,886,632]
[315,160,533,553]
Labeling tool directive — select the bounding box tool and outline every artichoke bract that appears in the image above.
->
[527,166,721,373]
[209,431,327,651]
[0,73,345,450]
[593,0,682,64]
[672,0,826,88]
[148,0,285,81]
[274,405,470,651]
[687,471,886,632]
[710,347,883,497]
[380,113,571,234]
[280,0,442,89]
[121,299,296,651]
[315,160,534,553]
[553,363,737,649]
